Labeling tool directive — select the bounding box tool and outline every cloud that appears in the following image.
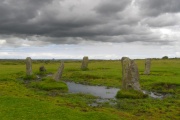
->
[137,0,180,16]
[0,39,6,44]
[94,0,132,16]
[141,13,180,27]
[0,0,179,48]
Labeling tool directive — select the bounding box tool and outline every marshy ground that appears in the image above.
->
[0,59,179,120]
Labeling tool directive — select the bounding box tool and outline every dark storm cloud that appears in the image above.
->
[0,0,179,47]
[0,0,134,39]
[0,0,52,35]
[94,0,132,16]
[137,0,180,16]
[0,0,102,36]
[0,0,51,22]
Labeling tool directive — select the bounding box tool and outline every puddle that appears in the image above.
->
[65,82,120,99]
[47,74,53,77]
[143,90,166,99]
[65,82,167,100]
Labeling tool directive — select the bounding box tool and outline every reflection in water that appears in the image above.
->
[66,82,120,99]
[143,90,165,99]
[65,82,166,99]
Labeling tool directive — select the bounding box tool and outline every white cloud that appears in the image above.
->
[0,39,6,45]
[0,41,179,59]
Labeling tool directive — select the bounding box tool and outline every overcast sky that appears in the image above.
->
[0,0,180,59]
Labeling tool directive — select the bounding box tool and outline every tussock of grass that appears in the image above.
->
[116,90,148,99]
[23,74,37,80]
[30,78,68,91]
[35,71,48,76]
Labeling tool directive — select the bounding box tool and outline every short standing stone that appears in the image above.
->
[81,56,88,70]
[53,62,64,81]
[39,65,46,72]
[26,57,32,75]
[144,58,151,75]
[121,57,141,91]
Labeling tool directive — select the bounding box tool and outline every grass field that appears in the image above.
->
[0,59,179,120]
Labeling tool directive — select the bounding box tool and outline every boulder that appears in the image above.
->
[39,65,46,72]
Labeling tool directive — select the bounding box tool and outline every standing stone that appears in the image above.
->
[39,65,46,72]
[53,62,64,81]
[81,56,88,70]
[144,58,151,75]
[121,57,128,71]
[26,57,32,75]
[121,57,141,91]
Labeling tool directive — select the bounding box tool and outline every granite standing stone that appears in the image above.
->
[144,58,151,75]
[81,56,88,70]
[53,62,64,81]
[121,57,128,74]
[39,65,46,72]
[26,57,32,75]
[121,57,141,91]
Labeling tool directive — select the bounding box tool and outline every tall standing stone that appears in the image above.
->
[81,56,88,70]
[121,57,141,91]
[53,62,64,81]
[26,57,32,75]
[121,57,128,74]
[144,58,151,75]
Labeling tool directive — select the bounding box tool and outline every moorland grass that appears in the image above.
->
[30,77,68,91]
[0,59,180,119]
[116,89,148,99]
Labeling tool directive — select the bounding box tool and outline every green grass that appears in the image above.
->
[0,59,180,119]
[116,97,180,120]
[63,60,121,87]
[116,89,148,99]
[30,78,68,91]
[0,79,128,120]
[0,96,120,120]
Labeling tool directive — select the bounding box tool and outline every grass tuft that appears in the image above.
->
[30,78,68,91]
[23,74,37,80]
[116,89,148,99]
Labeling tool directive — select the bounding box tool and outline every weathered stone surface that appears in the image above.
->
[121,57,128,73]
[121,57,141,91]
[144,58,151,75]
[26,57,32,75]
[53,62,64,81]
[81,56,88,70]
[39,65,46,72]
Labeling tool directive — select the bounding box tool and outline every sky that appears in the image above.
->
[0,0,180,59]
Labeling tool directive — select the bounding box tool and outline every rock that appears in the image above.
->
[39,65,46,72]
[81,56,88,70]
[121,57,141,91]
[144,58,151,75]
[53,62,64,81]
[121,57,128,75]
[26,57,32,75]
